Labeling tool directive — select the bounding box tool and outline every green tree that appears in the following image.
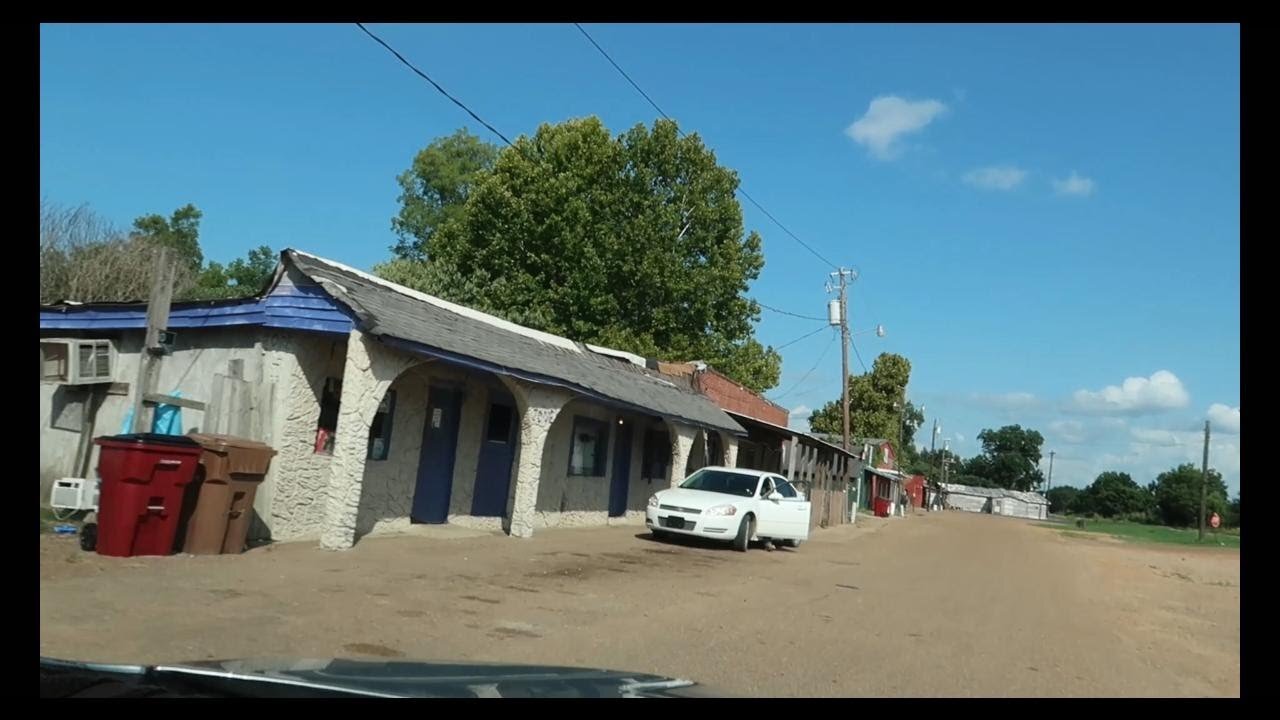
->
[191,245,277,300]
[131,203,204,271]
[1226,494,1240,528]
[42,200,273,304]
[808,353,914,459]
[390,128,500,262]
[1045,485,1081,514]
[377,117,781,392]
[964,425,1046,491]
[1152,463,1228,527]
[1074,471,1153,518]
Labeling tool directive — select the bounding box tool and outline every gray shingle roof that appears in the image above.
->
[284,250,744,436]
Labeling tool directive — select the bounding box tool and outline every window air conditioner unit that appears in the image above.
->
[50,477,99,512]
[40,339,115,385]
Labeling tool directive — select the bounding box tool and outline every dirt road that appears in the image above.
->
[39,511,1239,697]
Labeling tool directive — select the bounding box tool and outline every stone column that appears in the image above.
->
[722,432,740,469]
[319,330,419,550]
[502,379,572,538]
[665,421,698,488]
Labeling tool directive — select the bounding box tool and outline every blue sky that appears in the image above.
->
[40,23,1240,493]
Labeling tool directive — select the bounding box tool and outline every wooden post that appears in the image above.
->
[129,247,175,434]
[73,385,107,479]
[786,436,798,480]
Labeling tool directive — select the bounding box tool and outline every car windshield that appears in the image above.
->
[678,469,760,497]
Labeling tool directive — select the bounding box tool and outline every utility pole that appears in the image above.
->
[829,267,857,452]
[129,247,176,434]
[1199,420,1211,541]
[1047,451,1055,492]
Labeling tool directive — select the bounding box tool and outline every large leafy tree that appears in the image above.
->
[1073,471,1152,518]
[377,117,781,392]
[1152,463,1228,527]
[192,245,277,300]
[131,203,204,272]
[964,425,1046,491]
[808,353,914,457]
[1045,485,1081,514]
[390,129,499,262]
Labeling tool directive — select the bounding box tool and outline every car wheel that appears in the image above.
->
[733,514,754,552]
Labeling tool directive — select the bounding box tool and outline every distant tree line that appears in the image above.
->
[1044,466,1238,529]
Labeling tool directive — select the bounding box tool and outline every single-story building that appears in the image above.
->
[40,249,747,549]
[992,489,1050,520]
[940,483,1048,520]
[903,473,926,509]
[861,466,911,516]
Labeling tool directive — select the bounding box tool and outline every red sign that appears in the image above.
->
[1209,512,1221,529]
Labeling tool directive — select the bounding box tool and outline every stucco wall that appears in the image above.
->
[352,362,506,537]
[254,331,348,541]
[626,418,665,514]
[532,398,630,529]
[352,363,429,537]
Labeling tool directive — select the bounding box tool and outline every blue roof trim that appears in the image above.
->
[39,284,354,336]
[378,335,746,436]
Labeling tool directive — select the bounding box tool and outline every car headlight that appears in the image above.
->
[648,494,660,508]
[704,504,737,516]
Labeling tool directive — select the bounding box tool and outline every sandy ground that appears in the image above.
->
[39,511,1239,697]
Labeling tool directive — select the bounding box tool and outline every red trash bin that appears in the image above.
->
[873,497,890,518]
[93,434,203,557]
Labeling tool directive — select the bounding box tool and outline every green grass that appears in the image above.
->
[1036,518,1239,549]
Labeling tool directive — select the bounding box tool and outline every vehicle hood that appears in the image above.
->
[656,487,750,510]
[41,657,721,698]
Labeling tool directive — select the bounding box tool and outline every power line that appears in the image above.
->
[755,299,827,322]
[573,23,839,271]
[356,23,514,147]
[851,337,869,374]
[769,331,837,402]
[774,325,830,351]
[573,23,673,121]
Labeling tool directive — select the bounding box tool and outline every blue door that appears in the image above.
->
[608,418,634,517]
[412,386,463,524]
[471,394,517,517]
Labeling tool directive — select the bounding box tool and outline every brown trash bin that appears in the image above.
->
[179,433,277,555]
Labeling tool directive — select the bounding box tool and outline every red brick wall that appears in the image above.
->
[695,369,790,426]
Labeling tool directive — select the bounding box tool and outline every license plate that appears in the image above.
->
[665,516,685,529]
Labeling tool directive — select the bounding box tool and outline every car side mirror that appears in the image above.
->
[767,491,784,501]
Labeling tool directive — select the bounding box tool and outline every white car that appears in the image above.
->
[645,466,811,551]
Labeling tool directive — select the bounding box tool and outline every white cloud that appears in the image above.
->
[789,404,811,418]
[962,165,1028,191]
[1068,370,1190,415]
[1129,427,1189,447]
[1049,417,1127,445]
[1207,403,1240,434]
[845,95,948,160]
[1052,171,1096,197]
[787,405,811,429]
